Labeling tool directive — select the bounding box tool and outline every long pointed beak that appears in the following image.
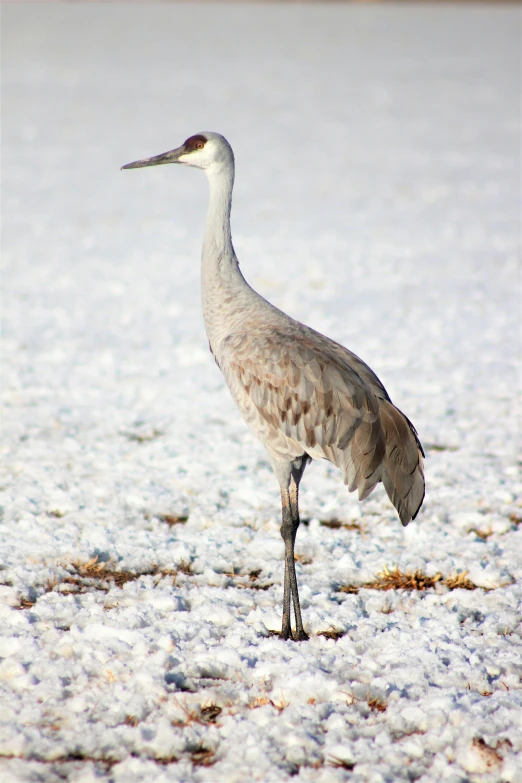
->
[121,145,184,170]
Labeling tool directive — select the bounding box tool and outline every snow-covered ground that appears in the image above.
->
[1,3,521,782]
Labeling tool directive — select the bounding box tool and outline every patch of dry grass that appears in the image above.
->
[223,567,273,592]
[468,527,493,540]
[338,584,360,594]
[367,695,387,713]
[0,745,225,770]
[15,556,195,608]
[320,519,361,531]
[15,597,37,610]
[154,754,179,766]
[328,755,355,770]
[176,559,194,576]
[189,746,217,767]
[157,514,189,526]
[471,738,504,770]
[0,752,119,769]
[270,694,289,712]
[248,691,289,712]
[339,566,483,594]
[444,571,477,590]
[236,580,273,591]
[317,627,346,640]
[367,566,443,591]
[342,690,387,714]
[70,556,141,588]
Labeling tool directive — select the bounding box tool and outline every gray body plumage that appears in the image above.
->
[122,131,425,640]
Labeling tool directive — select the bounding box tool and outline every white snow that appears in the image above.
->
[1,3,521,782]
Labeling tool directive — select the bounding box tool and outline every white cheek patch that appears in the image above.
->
[179,149,211,169]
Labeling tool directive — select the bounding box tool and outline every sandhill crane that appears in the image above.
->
[122,132,425,641]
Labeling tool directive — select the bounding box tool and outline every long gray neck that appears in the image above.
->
[201,162,252,343]
[202,162,240,274]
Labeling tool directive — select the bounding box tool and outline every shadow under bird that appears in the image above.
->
[122,132,425,641]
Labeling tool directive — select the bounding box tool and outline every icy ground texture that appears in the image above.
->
[1,3,521,782]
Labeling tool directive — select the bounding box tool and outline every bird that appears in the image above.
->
[122,132,425,642]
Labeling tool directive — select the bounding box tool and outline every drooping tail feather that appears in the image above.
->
[379,399,425,526]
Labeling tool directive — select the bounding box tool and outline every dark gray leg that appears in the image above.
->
[280,493,293,640]
[280,460,309,641]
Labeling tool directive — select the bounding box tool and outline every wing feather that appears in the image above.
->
[218,326,424,523]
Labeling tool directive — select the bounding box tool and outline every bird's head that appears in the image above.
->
[121,132,233,174]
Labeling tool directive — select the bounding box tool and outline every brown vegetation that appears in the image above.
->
[317,627,346,640]
[158,514,189,526]
[339,566,482,594]
[320,519,361,531]
[15,556,194,608]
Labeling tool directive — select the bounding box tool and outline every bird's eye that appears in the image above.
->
[185,135,207,152]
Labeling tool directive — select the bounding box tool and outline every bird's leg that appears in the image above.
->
[288,475,309,641]
[280,476,309,642]
[280,488,294,640]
